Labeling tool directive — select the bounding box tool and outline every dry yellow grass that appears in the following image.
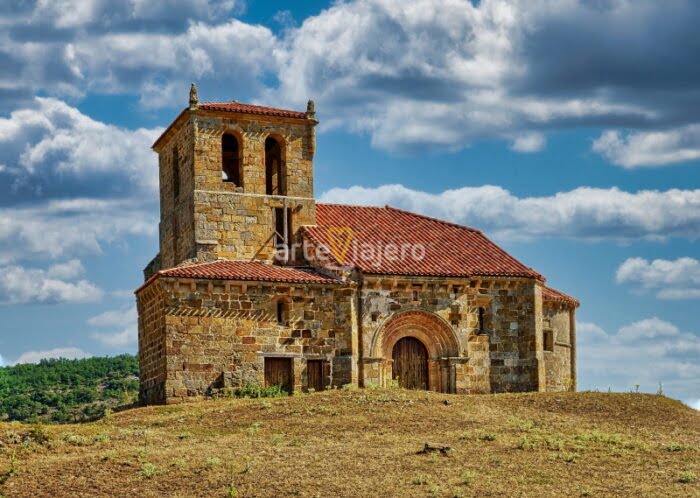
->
[0,389,698,497]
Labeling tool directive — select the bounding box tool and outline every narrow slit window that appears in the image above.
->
[412,284,421,301]
[276,300,288,325]
[478,307,485,333]
[172,146,180,200]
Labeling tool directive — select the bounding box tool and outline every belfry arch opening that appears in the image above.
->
[222,133,242,187]
[265,136,286,195]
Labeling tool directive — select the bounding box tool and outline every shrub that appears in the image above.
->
[226,482,239,497]
[517,435,536,451]
[478,432,497,442]
[461,470,477,485]
[411,474,430,485]
[664,442,687,452]
[141,463,158,479]
[28,424,50,445]
[679,471,696,484]
[63,433,90,446]
[232,385,287,398]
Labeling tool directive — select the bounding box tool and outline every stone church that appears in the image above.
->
[136,85,579,405]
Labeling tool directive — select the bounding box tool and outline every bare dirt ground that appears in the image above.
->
[1,389,698,497]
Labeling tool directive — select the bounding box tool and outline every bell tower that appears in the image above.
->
[147,85,318,275]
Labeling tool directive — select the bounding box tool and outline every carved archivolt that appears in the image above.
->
[371,309,460,359]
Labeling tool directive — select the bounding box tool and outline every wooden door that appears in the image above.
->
[392,337,428,390]
[264,357,293,394]
[306,360,325,392]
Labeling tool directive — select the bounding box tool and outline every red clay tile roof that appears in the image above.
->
[542,285,580,307]
[159,261,340,284]
[198,102,308,119]
[304,204,543,279]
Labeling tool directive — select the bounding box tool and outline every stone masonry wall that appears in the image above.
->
[193,112,315,197]
[359,275,544,394]
[153,110,317,270]
[489,279,543,393]
[192,191,316,263]
[137,282,167,404]
[543,304,574,392]
[138,276,354,403]
[157,115,196,269]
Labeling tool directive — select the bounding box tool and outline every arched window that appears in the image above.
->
[265,136,285,195]
[222,133,241,186]
[172,146,180,200]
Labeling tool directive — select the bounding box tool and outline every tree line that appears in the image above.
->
[0,354,139,423]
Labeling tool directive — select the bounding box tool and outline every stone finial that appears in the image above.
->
[306,99,316,119]
[189,83,199,110]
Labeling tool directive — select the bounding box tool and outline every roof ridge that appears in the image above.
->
[383,205,481,233]
[198,101,306,115]
[316,202,387,209]
[202,100,292,107]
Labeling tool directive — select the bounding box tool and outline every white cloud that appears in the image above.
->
[111,289,137,299]
[593,126,700,168]
[72,19,277,105]
[320,184,700,241]
[687,399,700,411]
[0,197,156,264]
[14,347,92,365]
[24,0,240,30]
[0,16,277,110]
[578,318,700,402]
[46,259,85,280]
[0,261,103,304]
[2,1,700,159]
[91,326,137,348]
[0,97,158,267]
[616,257,700,300]
[89,305,137,348]
[87,306,136,328]
[509,133,546,153]
[268,0,696,156]
[0,354,4,367]
[0,97,161,198]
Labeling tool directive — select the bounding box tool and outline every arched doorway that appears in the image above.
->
[392,337,428,390]
[370,309,462,392]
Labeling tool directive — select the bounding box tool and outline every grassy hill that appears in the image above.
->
[0,355,138,424]
[0,389,698,497]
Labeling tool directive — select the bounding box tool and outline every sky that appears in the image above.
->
[0,0,698,409]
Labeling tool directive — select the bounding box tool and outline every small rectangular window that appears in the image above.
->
[412,284,421,301]
[276,300,287,325]
[478,307,485,333]
[544,330,554,352]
